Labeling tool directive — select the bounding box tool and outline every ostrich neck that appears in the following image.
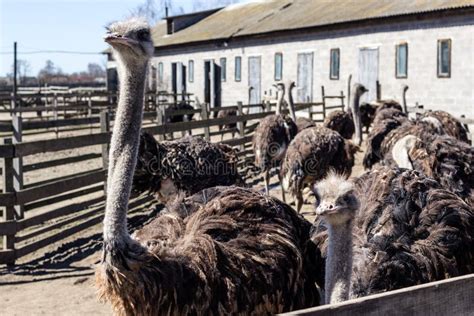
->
[103,59,148,244]
[287,87,296,121]
[325,221,353,304]
[350,90,362,146]
[276,89,285,115]
[402,89,408,114]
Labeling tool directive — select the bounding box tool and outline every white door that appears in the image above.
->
[358,48,379,103]
[248,56,261,112]
[297,52,314,103]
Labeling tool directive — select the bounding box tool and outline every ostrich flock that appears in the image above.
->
[96,18,473,315]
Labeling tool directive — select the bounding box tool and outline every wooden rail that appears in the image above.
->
[285,273,474,315]
[0,87,345,266]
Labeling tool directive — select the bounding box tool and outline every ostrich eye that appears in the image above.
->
[137,30,150,41]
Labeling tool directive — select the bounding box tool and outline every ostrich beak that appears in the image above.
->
[104,34,137,48]
[316,202,342,216]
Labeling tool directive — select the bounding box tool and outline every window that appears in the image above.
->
[220,57,227,81]
[438,39,451,78]
[274,53,283,81]
[235,56,241,81]
[188,60,194,82]
[158,62,164,84]
[395,43,408,78]
[330,48,340,80]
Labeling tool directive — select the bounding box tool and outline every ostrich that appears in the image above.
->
[358,85,408,133]
[252,82,297,201]
[323,83,368,145]
[97,18,324,315]
[163,100,195,139]
[284,82,316,132]
[280,126,358,213]
[216,86,255,140]
[421,110,470,144]
[312,166,474,303]
[132,132,244,203]
[387,132,474,204]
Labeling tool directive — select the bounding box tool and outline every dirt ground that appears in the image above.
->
[0,119,367,316]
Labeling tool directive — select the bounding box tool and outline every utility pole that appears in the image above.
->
[13,42,17,109]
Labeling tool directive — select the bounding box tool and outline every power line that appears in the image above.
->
[0,50,104,55]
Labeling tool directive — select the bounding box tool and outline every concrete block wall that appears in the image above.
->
[153,16,473,118]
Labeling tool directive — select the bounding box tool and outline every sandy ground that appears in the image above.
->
[0,117,368,316]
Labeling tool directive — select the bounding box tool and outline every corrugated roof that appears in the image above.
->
[153,0,474,48]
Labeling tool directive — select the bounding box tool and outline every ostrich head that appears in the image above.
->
[353,83,368,99]
[350,83,368,146]
[312,172,359,225]
[105,17,154,63]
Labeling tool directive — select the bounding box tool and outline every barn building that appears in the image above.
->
[105,0,474,117]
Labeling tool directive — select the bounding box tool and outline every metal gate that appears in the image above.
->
[297,52,314,103]
[358,48,379,103]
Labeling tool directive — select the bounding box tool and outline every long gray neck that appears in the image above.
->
[325,220,353,304]
[402,87,408,114]
[276,88,285,115]
[350,89,362,146]
[287,85,297,121]
[103,57,148,245]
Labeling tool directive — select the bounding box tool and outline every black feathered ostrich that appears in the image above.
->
[132,132,243,203]
[279,84,367,212]
[322,84,367,145]
[312,166,474,303]
[252,82,297,201]
[96,18,324,315]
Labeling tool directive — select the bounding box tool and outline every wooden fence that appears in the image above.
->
[286,273,474,315]
[0,87,345,265]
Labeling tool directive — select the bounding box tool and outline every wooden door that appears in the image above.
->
[297,52,314,103]
[248,56,261,112]
[358,48,379,103]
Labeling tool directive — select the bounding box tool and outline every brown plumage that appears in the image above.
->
[296,117,316,132]
[253,82,297,200]
[312,166,474,298]
[421,110,470,144]
[359,102,377,133]
[216,108,239,140]
[363,108,409,169]
[386,133,474,204]
[166,101,194,123]
[133,132,243,203]
[323,110,355,139]
[100,19,322,315]
[280,126,357,212]
[97,186,323,315]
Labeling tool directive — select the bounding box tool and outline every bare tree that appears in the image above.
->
[193,0,241,12]
[131,0,184,23]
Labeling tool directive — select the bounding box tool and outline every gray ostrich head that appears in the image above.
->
[105,17,154,62]
[312,172,359,225]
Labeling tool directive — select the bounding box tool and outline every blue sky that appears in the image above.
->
[0,0,247,76]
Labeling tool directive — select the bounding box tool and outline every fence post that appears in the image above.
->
[156,104,166,141]
[201,102,210,141]
[53,93,59,138]
[237,102,245,150]
[265,100,272,113]
[100,110,110,195]
[321,86,326,120]
[2,138,16,265]
[11,114,24,219]
[376,80,382,101]
[87,91,92,117]
[340,90,345,109]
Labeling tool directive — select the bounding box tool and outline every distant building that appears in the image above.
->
[105,0,474,117]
